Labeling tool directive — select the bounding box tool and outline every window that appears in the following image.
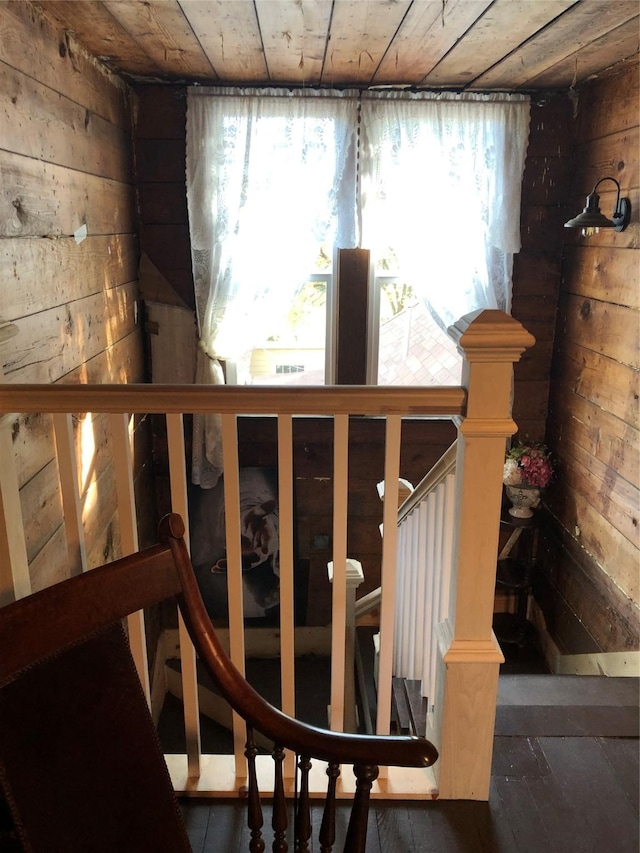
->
[186,88,530,389]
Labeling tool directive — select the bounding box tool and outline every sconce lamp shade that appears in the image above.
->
[565,176,631,235]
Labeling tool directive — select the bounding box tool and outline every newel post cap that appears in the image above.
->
[448,309,535,363]
[327,559,365,588]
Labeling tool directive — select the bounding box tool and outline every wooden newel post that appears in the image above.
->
[428,309,535,800]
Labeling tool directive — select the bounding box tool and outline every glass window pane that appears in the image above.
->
[377,292,462,387]
[248,276,328,386]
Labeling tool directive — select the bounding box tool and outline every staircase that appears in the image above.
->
[357,610,639,742]
[495,674,639,737]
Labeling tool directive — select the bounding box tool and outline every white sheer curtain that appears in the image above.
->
[185,88,530,484]
[186,88,357,487]
[360,92,530,331]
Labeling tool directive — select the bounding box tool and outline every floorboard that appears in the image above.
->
[176,670,639,852]
[596,736,639,814]
[535,736,639,853]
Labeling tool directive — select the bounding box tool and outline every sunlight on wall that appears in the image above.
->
[79,412,97,517]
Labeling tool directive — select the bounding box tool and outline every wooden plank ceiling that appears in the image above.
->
[35,0,639,90]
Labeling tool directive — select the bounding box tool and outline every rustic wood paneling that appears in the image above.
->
[536,516,639,653]
[35,0,638,91]
[28,525,70,593]
[571,127,639,198]
[324,0,413,84]
[19,457,64,563]
[549,390,639,487]
[0,150,136,238]
[2,1,131,126]
[9,412,56,489]
[422,0,577,88]
[104,0,216,80]
[135,138,186,184]
[134,86,186,139]
[4,282,139,383]
[0,235,139,320]
[134,85,194,311]
[544,454,639,613]
[256,0,333,84]
[553,436,638,554]
[552,340,639,429]
[562,245,640,308]
[539,59,640,653]
[520,204,571,251]
[512,251,564,298]
[472,1,639,90]
[0,61,132,182]
[511,94,573,442]
[514,341,555,383]
[559,293,639,369]
[519,155,573,206]
[0,3,148,591]
[511,296,558,339]
[576,57,640,139]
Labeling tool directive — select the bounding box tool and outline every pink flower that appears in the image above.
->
[504,442,554,488]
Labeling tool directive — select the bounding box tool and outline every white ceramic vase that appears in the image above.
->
[504,484,541,518]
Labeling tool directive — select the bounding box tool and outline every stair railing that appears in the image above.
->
[0,380,462,800]
[394,441,457,707]
[0,309,534,801]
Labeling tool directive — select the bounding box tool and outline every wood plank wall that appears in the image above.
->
[0,2,150,590]
[134,86,194,312]
[537,59,639,654]
[512,93,574,442]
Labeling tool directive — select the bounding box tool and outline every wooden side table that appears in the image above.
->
[493,508,539,646]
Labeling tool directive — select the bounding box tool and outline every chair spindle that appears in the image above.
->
[272,745,288,852]
[245,727,265,853]
[344,764,379,853]
[294,755,312,852]
[319,762,341,853]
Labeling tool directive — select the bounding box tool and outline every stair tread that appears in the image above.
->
[495,703,639,737]
[355,626,378,734]
[391,677,411,734]
[403,679,427,738]
[498,675,639,707]
[496,675,639,737]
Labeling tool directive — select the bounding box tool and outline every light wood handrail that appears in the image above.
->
[0,383,466,416]
[397,440,457,524]
[355,441,458,621]
[354,587,382,619]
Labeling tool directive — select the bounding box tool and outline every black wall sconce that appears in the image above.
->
[564,176,631,236]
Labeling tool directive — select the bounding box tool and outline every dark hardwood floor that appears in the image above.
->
[179,671,639,853]
[181,735,638,852]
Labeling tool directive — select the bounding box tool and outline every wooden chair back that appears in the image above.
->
[0,528,191,852]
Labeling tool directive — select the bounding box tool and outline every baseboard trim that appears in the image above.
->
[530,600,639,677]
